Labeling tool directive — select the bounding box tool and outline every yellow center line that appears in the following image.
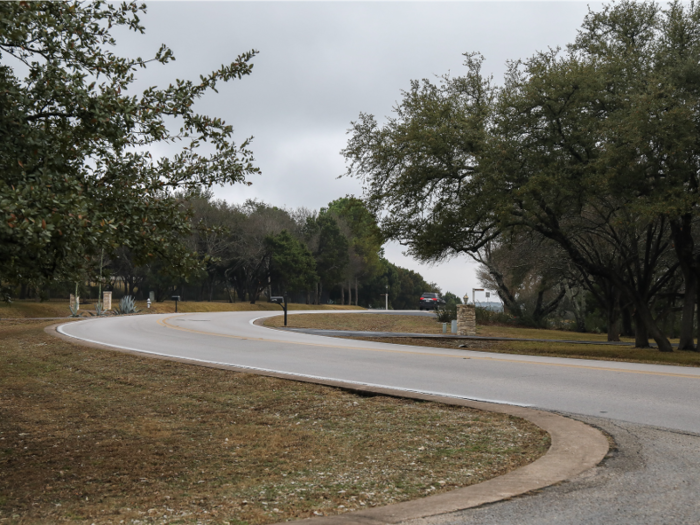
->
[157,315,700,380]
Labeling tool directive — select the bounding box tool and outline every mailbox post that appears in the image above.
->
[172,295,180,313]
[270,294,288,326]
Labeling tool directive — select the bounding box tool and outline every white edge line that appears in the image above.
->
[56,322,532,408]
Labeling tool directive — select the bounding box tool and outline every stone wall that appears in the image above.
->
[457,304,476,336]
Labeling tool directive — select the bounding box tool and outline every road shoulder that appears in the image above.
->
[47,321,610,525]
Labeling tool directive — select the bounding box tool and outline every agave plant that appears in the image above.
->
[112,295,141,315]
[94,302,106,316]
[68,303,81,317]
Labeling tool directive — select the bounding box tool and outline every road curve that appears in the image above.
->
[57,310,700,434]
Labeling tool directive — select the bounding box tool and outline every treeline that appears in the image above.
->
[473,231,687,341]
[181,192,441,307]
[0,3,441,311]
[344,1,700,351]
[14,194,440,310]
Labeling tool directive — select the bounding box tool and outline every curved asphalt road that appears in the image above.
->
[58,310,700,434]
[58,310,700,523]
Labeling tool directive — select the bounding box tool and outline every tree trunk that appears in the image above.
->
[235,285,246,304]
[696,279,700,351]
[607,290,621,342]
[643,309,673,353]
[634,310,649,348]
[341,284,345,305]
[678,272,697,351]
[355,278,359,307]
[621,305,634,337]
[671,216,696,350]
[532,285,566,327]
[488,266,523,318]
[634,303,674,352]
[564,282,586,333]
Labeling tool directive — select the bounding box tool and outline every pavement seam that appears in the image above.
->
[46,320,610,524]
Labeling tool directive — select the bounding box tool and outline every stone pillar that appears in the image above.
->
[69,294,79,311]
[103,291,112,311]
[457,304,476,336]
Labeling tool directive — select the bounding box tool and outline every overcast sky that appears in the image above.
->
[120,1,602,301]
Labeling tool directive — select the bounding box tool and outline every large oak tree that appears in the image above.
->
[0,1,259,287]
[344,1,700,352]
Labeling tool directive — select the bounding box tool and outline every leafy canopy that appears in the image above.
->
[343,0,700,351]
[0,1,259,284]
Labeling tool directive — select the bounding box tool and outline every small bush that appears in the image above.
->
[113,295,140,315]
[475,306,514,326]
[435,305,457,323]
[1,286,12,305]
[94,302,107,316]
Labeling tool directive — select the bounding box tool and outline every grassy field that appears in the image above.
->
[264,313,700,367]
[0,320,549,524]
[0,299,360,319]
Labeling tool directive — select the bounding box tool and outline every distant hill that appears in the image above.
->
[475,301,504,312]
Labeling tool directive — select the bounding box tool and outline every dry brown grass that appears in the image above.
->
[265,313,441,334]
[0,320,549,524]
[265,314,700,367]
[347,337,700,367]
[0,300,360,319]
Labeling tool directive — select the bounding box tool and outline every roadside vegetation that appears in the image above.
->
[343,1,700,353]
[263,314,700,367]
[0,2,441,319]
[265,313,441,334]
[0,300,361,319]
[0,320,550,524]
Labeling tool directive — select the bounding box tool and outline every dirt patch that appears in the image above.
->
[0,320,549,524]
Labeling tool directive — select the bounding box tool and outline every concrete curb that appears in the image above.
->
[46,322,609,524]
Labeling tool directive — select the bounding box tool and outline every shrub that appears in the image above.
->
[475,306,513,326]
[113,295,140,315]
[94,302,107,316]
[435,304,457,323]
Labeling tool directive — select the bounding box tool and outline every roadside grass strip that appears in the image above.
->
[0,320,549,524]
[265,314,700,368]
[0,300,360,319]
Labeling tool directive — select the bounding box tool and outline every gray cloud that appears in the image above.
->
[116,1,601,297]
